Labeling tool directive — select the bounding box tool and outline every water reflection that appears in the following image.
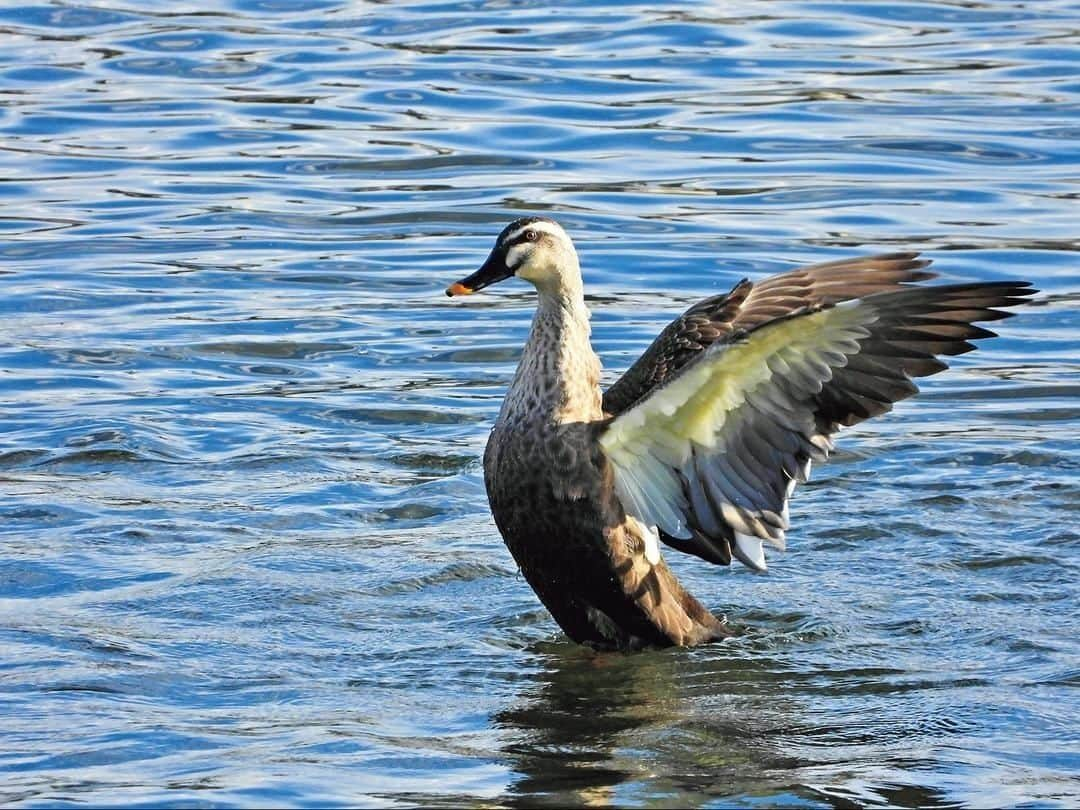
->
[496,641,809,806]
[499,645,670,803]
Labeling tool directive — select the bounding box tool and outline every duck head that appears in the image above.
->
[446,217,581,298]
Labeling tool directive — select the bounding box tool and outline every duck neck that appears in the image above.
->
[502,279,602,427]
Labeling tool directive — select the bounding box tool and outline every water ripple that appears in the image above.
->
[0,0,1077,807]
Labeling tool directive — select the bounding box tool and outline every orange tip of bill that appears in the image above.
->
[446,282,474,297]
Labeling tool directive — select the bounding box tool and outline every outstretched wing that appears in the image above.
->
[602,253,937,416]
[598,281,1035,572]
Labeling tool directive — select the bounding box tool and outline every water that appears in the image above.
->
[1,0,1077,805]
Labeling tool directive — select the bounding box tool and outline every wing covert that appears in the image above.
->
[602,253,936,417]
[602,282,750,415]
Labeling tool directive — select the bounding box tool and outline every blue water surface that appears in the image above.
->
[1,0,1078,806]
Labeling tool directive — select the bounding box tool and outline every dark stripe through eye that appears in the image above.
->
[507,229,538,248]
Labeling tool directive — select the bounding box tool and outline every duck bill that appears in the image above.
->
[446,250,512,297]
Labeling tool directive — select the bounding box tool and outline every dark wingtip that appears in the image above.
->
[1009,281,1039,296]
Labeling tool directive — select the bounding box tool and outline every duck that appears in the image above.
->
[446,216,1034,651]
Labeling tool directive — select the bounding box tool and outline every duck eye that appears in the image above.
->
[524,230,538,242]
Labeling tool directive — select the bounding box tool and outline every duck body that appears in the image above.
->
[448,216,1034,651]
[482,291,727,648]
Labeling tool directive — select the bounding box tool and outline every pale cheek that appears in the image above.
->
[506,244,528,272]
[515,259,546,284]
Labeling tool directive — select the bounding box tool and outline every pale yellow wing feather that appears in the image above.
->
[599,302,877,569]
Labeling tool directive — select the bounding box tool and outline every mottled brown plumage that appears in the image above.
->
[447,217,1035,650]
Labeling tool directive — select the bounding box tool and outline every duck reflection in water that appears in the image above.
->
[493,641,802,806]
[492,641,976,808]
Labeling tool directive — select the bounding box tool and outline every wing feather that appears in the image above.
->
[599,279,1035,571]
[600,302,876,563]
[602,253,939,419]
